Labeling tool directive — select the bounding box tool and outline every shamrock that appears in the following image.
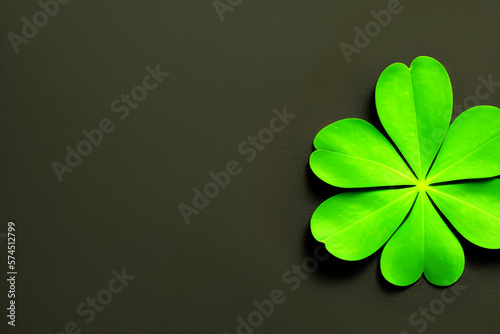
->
[309,56,500,286]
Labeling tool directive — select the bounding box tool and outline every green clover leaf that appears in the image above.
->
[309,56,500,287]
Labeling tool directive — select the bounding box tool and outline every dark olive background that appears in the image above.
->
[1,0,500,333]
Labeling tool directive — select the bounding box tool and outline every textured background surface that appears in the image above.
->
[1,1,499,333]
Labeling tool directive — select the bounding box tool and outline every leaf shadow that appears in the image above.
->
[302,224,377,282]
[304,160,374,282]
[365,88,384,133]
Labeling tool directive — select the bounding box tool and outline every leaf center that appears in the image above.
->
[415,179,429,193]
